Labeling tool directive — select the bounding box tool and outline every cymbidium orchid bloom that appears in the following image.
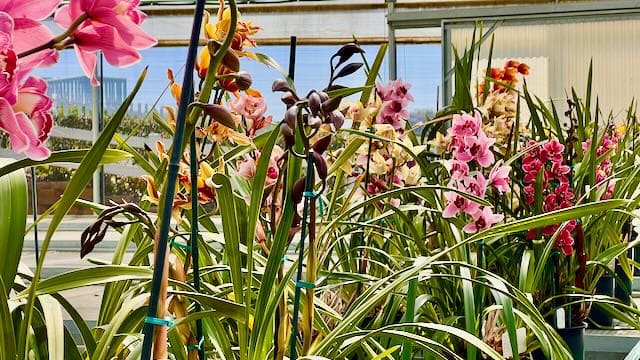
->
[229,90,272,136]
[376,79,414,103]
[522,140,578,255]
[443,191,479,219]
[489,160,511,194]
[1,0,60,70]
[441,110,509,233]
[463,206,504,234]
[0,15,53,160]
[54,0,156,85]
[455,129,496,168]
[449,112,482,138]
[196,2,260,86]
[235,145,285,188]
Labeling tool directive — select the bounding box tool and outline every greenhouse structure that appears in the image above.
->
[1,0,640,359]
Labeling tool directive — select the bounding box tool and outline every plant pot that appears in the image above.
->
[557,323,586,360]
[588,275,614,327]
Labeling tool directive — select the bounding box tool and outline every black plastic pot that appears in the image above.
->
[557,323,586,360]
[588,275,614,327]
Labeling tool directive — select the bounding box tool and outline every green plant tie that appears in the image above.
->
[303,191,316,198]
[144,316,174,327]
[295,280,315,289]
[187,337,205,351]
[318,198,324,217]
[281,255,288,263]
[169,239,191,251]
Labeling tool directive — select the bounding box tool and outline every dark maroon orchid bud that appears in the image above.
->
[308,115,322,129]
[235,71,253,90]
[308,91,322,116]
[318,91,329,102]
[281,92,297,107]
[333,43,364,68]
[321,96,342,114]
[329,111,345,130]
[281,123,295,148]
[285,105,298,129]
[194,103,236,129]
[325,84,346,93]
[272,78,292,93]
[333,62,363,80]
[292,177,306,204]
[313,152,328,180]
[312,135,332,154]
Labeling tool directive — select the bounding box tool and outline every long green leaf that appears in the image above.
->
[0,158,27,293]
[0,278,16,360]
[0,149,132,178]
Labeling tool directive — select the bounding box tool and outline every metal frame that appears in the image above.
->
[385,0,640,103]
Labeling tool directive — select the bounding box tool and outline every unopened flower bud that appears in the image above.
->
[235,71,253,90]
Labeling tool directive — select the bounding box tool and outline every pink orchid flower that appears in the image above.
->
[235,145,284,187]
[1,0,60,70]
[489,160,511,194]
[229,92,272,136]
[54,0,156,85]
[463,173,487,198]
[377,99,409,131]
[449,111,481,137]
[229,92,267,120]
[456,129,496,168]
[376,79,414,102]
[443,191,479,218]
[444,159,469,182]
[0,14,52,160]
[463,207,504,234]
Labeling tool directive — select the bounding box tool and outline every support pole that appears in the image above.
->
[91,52,105,204]
[387,0,397,81]
[140,0,206,358]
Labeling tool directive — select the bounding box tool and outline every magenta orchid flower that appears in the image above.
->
[54,0,156,85]
[463,207,504,234]
[489,160,511,194]
[541,139,564,163]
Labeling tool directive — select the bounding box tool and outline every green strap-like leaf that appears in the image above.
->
[0,158,27,294]
[0,149,132,178]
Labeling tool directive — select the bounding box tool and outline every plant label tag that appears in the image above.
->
[501,327,527,358]
[556,308,566,329]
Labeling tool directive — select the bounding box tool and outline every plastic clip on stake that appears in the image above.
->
[187,337,205,351]
[144,316,174,327]
[295,280,315,289]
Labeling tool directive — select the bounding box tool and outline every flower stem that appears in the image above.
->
[302,199,317,353]
[17,14,89,59]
